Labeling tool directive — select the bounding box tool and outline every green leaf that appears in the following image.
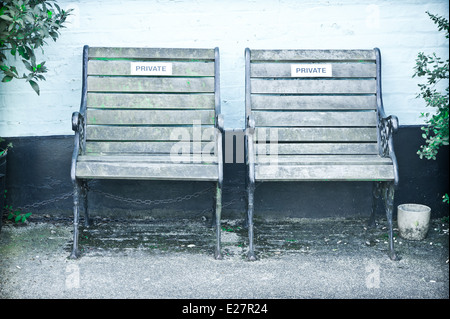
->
[22,60,34,72]
[15,215,22,222]
[2,75,13,82]
[29,80,40,95]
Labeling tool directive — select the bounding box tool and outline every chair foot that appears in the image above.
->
[214,249,223,260]
[388,250,400,261]
[69,249,80,259]
[247,251,257,261]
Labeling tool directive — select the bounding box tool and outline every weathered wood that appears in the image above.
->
[86,126,216,141]
[87,93,215,109]
[254,164,395,181]
[251,78,376,94]
[255,143,379,155]
[88,77,215,93]
[88,47,215,60]
[251,62,376,78]
[86,109,215,125]
[250,49,376,62]
[78,154,218,164]
[255,155,392,165]
[88,60,215,76]
[85,141,216,155]
[76,162,219,181]
[253,111,377,127]
[254,127,378,142]
[251,95,376,110]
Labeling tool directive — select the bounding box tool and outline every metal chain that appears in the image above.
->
[12,180,264,213]
[16,191,74,212]
[90,186,214,206]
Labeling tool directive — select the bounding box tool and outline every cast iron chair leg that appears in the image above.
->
[247,183,257,261]
[69,181,81,259]
[382,182,399,261]
[81,181,90,227]
[368,182,381,228]
[214,182,223,260]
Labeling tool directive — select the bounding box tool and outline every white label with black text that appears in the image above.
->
[291,64,332,77]
[130,62,173,75]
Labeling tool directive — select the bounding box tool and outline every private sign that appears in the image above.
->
[291,64,332,77]
[130,62,173,75]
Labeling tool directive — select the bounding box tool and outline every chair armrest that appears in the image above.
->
[216,113,225,133]
[71,112,85,183]
[214,114,224,185]
[245,115,256,184]
[246,114,255,134]
[72,112,84,132]
[379,114,399,156]
[379,114,399,187]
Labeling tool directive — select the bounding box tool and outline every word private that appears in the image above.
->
[291,63,332,77]
[130,62,173,75]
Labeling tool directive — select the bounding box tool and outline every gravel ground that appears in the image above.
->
[0,214,448,305]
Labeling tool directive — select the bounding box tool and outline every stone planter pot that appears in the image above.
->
[397,204,431,240]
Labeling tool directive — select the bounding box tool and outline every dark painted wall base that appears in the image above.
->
[1,126,448,221]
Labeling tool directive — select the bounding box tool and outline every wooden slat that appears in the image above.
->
[88,77,215,93]
[88,47,215,60]
[250,49,376,62]
[251,63,376,78]
[256,155,392,165]
[254,127,377,142]
[253,111,377,127]
[251,79,376,94]
[85,141,216,154]
[88,60,214,76]
[76,162,218,181]
[87,93,214,109]
[86,109,215,125]
[251,95,376,110]
[86,126,216,141]
[78,155,218,164]
[256,143,379,155]
[254,164,394,181]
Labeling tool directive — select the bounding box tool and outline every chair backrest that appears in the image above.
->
[80,46,220,158]
[245,48,381,157]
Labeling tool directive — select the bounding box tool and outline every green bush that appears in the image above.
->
[413,12,449,204]
[0,0,71,95]
[413,12,449,161]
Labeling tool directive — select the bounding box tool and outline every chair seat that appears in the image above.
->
[76,155,219,181]
[255,155,394,181]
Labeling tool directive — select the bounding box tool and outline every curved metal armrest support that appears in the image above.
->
[72,112,83,131]
[216,114,225,133]
[215,114,224,185]
[246,114,255,134]
[70,112,85,183]
[245,115,256,184]
[379,114,399,188]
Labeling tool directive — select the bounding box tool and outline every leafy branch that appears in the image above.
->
[412,12,449,161]
[1,0,72,95]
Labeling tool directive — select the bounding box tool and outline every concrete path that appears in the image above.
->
[1,215,448,308]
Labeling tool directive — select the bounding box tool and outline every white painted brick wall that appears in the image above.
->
[0,0,448,137]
